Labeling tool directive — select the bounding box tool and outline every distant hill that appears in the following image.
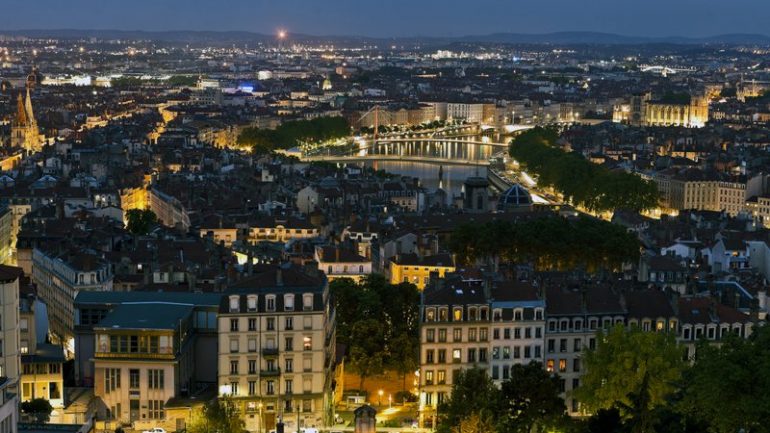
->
[2,29,770,46]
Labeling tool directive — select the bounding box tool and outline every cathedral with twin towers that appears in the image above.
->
[10,70,44,152]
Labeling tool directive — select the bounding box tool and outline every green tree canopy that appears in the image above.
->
[125,208,157,235]
[20,398,53,424]
[437,368,501,433]
[509,127,659,213]
[498,362,568,433]
[187,397,245,433]
[449,215,640,272]
[574,325,685,416]
[237,116,350,153]
[679,325,770,433]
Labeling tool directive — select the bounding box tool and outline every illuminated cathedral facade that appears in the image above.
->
[11,87,44,152]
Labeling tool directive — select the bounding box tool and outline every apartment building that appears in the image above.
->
[0,266,22,383]
[32,247,113,355]
[0,378,18,433]
[92,303,197,430]
[217,266,335,433]
[389,253,455,290]
[314,246,372,282]
[654,168,746,216]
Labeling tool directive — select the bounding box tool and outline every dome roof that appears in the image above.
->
[497,183,532,210]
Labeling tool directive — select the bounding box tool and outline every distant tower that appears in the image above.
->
[462,176,489,213]
[10,87,43,152]
[322,75,332,91]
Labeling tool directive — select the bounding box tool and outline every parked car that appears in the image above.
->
[142,428,166,433]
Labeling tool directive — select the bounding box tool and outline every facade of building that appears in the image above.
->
[314,246,372,282]
[32,247,114,356]
[0,266,22,383]
[11,89,44,152]
[216,267,335,433]
[389,254,455,290]
[613,93,709,128]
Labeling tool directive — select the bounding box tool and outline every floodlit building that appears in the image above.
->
[216,266,335,433]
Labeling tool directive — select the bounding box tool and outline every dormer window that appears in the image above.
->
[247,295,257,312]
[438,308,448,322]
[493,309,502,322]
[266,295,276,312]
[479,307,488,320]
[229,295,240,313]
[513,309,523,321]
[303,294,314,311]
[453,308,463,322]
[468,307,477,321]
[426,308,436,322]
[284,294,295,311]
[535,309,543,321]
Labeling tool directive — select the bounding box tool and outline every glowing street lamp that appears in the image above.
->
[378,389,384,406]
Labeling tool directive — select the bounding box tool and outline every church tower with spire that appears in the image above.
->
[10,86,43,152]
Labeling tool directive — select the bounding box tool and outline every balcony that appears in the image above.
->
[260,368,281,377]
[262,348,279,356]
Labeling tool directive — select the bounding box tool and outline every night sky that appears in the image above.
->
[5,0,768,38]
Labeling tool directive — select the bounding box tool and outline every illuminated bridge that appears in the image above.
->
[301,136,510,166]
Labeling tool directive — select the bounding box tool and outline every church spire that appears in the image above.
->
[15,92,28,126]
[24,86,35,126]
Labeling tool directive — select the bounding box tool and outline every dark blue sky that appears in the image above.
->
[5,0,768,37]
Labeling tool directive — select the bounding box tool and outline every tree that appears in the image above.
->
[125,209,157,235]
[452,413,496,433]
[330,275,420,389]
[574,325,685,417]
[187,397,244,433]
[348,318,387,390]
[498,362,568,433]
[20,398,53,423]
[679,325,770,433]
[437,368,501,433]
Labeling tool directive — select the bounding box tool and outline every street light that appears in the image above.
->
[378,389,384,406]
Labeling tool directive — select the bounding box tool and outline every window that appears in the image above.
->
[285,358,293,372]
[229,296,239,312]
[284,294,295,311]
[438,329,447,342]
[248,381,257,396]
[452,349,461,362]
[267,318,275,331]
[425,350,435,364]
[453,328,462,342]
[559,359,567,373]
[426,309,436,322]
[248,360,257,374]
[574,338,582,351]
[230,318,239,332]
[148,369,164,389]
[266,296,276,312]
[453,308,463,321]
[230,382,239,395]
[285,317,294,330]
[303,336,312,351]
[248,318,257,331]
[230,339,239,353]
[105,368,121,392]
[513,346,520,359]
[546,359,554,372]
[425,371,434,385]
[493,329,500,340]
[437,370,446,384]
[479,328,488,341]
[248,338,257,352]
[426,329,435,342]
[468,328,477,342]
[285,337,294,351]
[285,379,293,394]
[559,338,567,352]
[303,294,314,311]
[504,328,510,339]
[467,348,476,363]
[148,400,165,419]
[247,295,257,312]
[266,381,275,395]
[479,348,488,362]
[514,309,523,321]
[573,358,581,372]
[129,369,140,388]
[438,349,447,363]
[547,339,555,353]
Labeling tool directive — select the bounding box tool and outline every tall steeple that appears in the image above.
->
[24,86,35,127]
[14,92,28,126]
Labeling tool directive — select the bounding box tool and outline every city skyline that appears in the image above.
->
[4,0,770,39]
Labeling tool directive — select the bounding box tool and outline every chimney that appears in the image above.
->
[335,247,340,263]
[276,268,283,287]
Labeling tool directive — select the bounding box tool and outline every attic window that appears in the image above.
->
[229,296,239,313]
[247,295,257,312]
